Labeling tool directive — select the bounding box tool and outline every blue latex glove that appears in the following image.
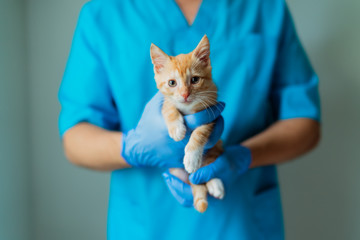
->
[163,145,252,206]
[121,92,225,168]
[162,170,193,207]
[190,145,252,186]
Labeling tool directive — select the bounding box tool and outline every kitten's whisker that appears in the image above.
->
[200,97,224,113]
[197,96,224,121]
[196,91,217,93]
[196,94,218,98]
[196,91,220,97]
[197,98,215,120]
[198,96,218,107]
[198,99,213,121]
[198,98,216,120]
[200,101,211,120]
[196,93,217,98]
[213,103,224,116]
[197,95,218,103]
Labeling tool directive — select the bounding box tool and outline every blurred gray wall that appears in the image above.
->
[279,0,360,239]
[26,2,109,240]
[1,0,359,239]
[0,0,30,240]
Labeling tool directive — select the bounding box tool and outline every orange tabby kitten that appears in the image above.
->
[150,35,225,213]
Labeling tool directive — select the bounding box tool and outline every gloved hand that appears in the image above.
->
[121,91,225,168]
[189,145,252,186]
[162,145,252,206]
[162,170,194,207]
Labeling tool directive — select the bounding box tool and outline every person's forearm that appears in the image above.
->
[62,122,130,171]
[242,118,321,168]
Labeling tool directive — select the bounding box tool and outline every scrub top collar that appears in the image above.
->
[163,0,217,34]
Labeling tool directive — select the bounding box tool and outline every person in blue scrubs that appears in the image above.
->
[59,0,321,239]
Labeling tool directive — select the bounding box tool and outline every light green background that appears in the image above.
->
[1,0,359,239]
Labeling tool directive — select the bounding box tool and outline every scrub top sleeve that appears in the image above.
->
[270,4,321,122]
[58,3,119,137]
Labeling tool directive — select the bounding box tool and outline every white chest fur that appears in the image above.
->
[174,101,198,115]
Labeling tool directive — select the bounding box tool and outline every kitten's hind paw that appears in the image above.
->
[206,178,225,199]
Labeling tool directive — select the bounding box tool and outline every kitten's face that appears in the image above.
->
[150,35,217,111]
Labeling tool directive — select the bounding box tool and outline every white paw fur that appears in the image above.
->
[184,146,203,173]
[206,178,225,199]
[168,117,186,142]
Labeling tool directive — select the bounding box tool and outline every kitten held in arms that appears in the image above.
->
[150,35,225,213]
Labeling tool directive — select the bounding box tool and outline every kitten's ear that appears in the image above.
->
[150,43,169,74]
[192,35,210,66]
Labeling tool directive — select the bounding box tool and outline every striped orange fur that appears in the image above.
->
[151,35,224,213]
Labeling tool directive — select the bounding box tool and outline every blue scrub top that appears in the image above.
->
[59,0,321,239]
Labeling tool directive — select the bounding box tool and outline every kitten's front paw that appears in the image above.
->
[206,178,225,199]
[168,120,186,142]
[184,146,203,173]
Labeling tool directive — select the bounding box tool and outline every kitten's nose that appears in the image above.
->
[181,92,190,101]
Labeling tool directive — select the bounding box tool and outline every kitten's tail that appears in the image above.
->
[169,168,209,213]
[192,184,208,213]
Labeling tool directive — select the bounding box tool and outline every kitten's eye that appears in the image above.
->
[191,76,200,84]
[168,79,177,87]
